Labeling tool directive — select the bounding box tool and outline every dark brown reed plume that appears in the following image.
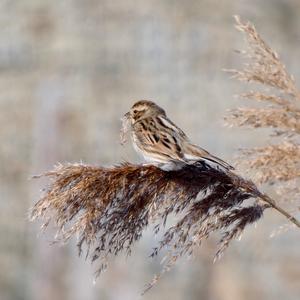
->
[225,16,300,232]
[30,162,270,292]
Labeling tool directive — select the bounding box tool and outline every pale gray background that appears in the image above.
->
[1,1,300,300]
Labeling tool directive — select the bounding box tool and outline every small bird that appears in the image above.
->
[121,100,234,171]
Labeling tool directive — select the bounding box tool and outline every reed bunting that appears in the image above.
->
[121,100,234,171]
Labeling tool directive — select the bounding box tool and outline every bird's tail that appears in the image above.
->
[201,154,234,170]
[184,144,234,170]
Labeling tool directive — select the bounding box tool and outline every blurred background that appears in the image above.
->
[1,1,300,299]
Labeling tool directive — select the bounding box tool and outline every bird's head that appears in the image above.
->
[125,100,166,123]
[120,100,166,145]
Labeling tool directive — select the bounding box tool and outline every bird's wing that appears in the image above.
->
[154,116,234,169]
[157,117,234,170]
[156,116,188,140]
[133,118,185,162]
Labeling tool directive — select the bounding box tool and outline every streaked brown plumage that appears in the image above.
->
[121,100,234,171]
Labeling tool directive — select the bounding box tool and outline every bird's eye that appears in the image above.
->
[133,110,138,114]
